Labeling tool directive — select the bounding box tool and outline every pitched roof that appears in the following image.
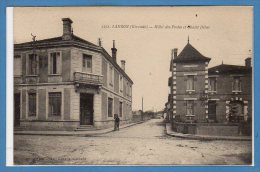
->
[14,35,99,49]
[14,35,133,84]
[173,43,211,63]
[208,64,252,75]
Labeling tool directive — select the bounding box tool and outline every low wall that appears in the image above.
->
[172,121,251,136]
[132,114,152,123]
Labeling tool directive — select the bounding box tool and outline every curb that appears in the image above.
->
[165,123,252,141]
[14,121,144,137]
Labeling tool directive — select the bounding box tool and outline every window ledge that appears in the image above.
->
[186,90,195,92]
[232,91,242,93]
[48,74,61,76]
[186,115,195,117]
[26,75,38,77]
[208,91,217,93]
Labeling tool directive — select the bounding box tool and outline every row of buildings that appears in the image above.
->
[166,39,252,136]
[14,18,133,130]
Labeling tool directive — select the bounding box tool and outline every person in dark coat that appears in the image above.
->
[114,114,120,131]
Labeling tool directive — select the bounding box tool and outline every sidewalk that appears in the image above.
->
[165,123,252,141]
[14,121,144,137]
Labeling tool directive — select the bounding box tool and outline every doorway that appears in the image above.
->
[208,100,217,122]
[80,93,94,125]
[14,93,21,127]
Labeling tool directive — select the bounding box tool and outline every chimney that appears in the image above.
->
[245,57,251,67]
[62,18,73,40]
[121,60,126,71]
[111,40,117,61]
[98,38,102,47]
[174,48,178,58]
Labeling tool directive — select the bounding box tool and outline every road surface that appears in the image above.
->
[14,118,252,165]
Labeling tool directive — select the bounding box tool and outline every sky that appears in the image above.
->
[13,7,253,111]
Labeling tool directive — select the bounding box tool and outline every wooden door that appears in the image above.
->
[80,93,94,125]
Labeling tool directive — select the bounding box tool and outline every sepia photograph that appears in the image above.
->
[9,6,253,165]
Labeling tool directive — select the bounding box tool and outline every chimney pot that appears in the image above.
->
[245,57,251,67]
[121,60,126,71]
[62,18,73,40]
[174,48,178,58]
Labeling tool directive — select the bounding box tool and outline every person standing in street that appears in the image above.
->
[114,114,120,131]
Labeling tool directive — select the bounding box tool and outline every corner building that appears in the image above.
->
[13,18,133,130]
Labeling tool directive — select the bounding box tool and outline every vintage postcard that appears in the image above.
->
[7,6,253,166]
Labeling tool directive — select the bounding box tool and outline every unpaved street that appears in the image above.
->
[14,119,252,165]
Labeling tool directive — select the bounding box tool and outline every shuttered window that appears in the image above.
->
[209,77,217,91]
[49,52,61,74]
[49,92,61,116]
[119,102,123,117]
[186,75,194,91]
[14,55,22,76]
[232,77,241,92]
[28,93,36,116]
[82,54,92,73]
[28,54,37,75]
[108,98,113,117]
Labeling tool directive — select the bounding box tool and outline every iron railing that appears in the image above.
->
[74,72,103,85]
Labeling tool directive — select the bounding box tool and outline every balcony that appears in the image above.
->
[74,72,103,86]
[14,76,22,85]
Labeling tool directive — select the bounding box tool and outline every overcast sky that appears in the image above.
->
[13,6,253,111]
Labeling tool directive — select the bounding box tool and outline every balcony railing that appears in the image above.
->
[14,76,22,85]
[74,72,103,86]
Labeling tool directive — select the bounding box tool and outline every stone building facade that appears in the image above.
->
[13,18,133,131]
[168,39,252,126]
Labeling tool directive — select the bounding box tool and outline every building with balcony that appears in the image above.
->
[168,38,252,136]
[13,18,133,130]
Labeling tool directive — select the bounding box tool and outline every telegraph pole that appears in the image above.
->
[141,97,144,121]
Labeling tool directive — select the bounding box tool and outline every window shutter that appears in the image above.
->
[49,53,53,74]
[57,52,61,74]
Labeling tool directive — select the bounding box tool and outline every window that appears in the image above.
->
[186,100,194,116]
[28,93,36,116]
[109,65,113,86]
[119,102,123,117]
[209,77,217,92]
[186,75,194,91]
[49,52,61,74]
[82,54,92,73]
[108,98,113,117]
[119,75,123,92]
[28,54,37,75]
[232,77,241,92]
[49,92,61,116]
[14,55,22,76]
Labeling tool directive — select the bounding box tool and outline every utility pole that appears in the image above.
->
[141,97,144,121]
